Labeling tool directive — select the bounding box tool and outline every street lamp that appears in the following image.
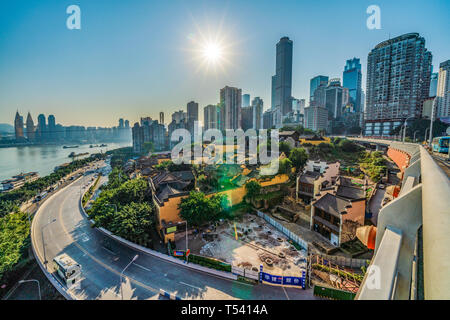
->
[41,218,56,269]
[18,279,41,300]
[425,127,430,143]
[402,116,414,143]
[120,254,139,300]
[413,130,419,143]
[185,221,189,264]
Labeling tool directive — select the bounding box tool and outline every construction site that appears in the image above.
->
[177,213,308,278]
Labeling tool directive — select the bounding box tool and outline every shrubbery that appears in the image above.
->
[87,172,154,247]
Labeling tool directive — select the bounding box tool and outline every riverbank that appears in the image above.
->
[0,141,130,181]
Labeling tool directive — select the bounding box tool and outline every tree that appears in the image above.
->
[0,212,30,278]
[245,180,261,201]
[338,139,360,153]
[109,202,154,246]
[279,158,293,174]
[179,191,229,227]
[289,147,308,172]
[279,141,292,155]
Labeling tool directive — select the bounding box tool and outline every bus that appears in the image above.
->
[432,136,450,154]
[52,253,82,288]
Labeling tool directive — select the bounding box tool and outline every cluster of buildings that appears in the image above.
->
[1,171,39,192]
[132,32,450,154]
[296,159,367,247]
[12,112,132,144]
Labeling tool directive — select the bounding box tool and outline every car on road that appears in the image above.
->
[378,184,385,189]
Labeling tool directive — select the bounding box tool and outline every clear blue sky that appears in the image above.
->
[0,0,449,127]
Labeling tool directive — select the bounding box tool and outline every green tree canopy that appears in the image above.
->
[279,158,293,174]
[0,212,30,278]
[245,180,261,200]
[289,147,309,172]
[279,141,292,155]
[179,191,229,227]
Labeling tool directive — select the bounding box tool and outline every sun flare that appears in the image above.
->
[202,42,223,63]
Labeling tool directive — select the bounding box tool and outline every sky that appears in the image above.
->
[0,0,449,127]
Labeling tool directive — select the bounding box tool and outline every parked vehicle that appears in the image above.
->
[53,253,82,288]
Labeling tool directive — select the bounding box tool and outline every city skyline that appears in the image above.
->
[1,0,450,127]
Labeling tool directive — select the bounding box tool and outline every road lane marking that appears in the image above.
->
[101,246,116,255]
[55,193,161,296]
[180,281,202,290]
[282,287,290,300]
[134,263,152,272]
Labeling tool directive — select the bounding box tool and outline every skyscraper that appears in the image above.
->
[37,114,47,141]
[132,122,144,153]
[429,72,438,97]
[187,101,199,123]
[220,86,242,130]
[325,79,349,119]
[310,75,329,104]
[204,104,221,130]
[271,37,293,117]
[26,112,35,141]
[252,97,264,130]
[436,60,450,118]
[343,58,362,113]
[365,33,432,136]
[187,101,199,134]
[14,111,24,140]
[241,106,253,131]
[304,105,328,132]
[48,115,56,141]
[242,94,250,108]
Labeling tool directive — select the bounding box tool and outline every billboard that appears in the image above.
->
[166,226,177,234]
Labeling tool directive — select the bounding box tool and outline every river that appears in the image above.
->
[0,142,131,181]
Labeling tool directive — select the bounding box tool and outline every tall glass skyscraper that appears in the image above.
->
[271,37,293,117]
[343,58,362,113]
[309,75,329,104]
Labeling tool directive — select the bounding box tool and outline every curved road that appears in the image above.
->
[31,167,317,300]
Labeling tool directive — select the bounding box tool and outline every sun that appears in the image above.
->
[202,42,223,64]
[182,13,243,76]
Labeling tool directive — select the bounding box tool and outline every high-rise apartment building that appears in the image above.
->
[26,112,35,141]
[252,97,263,130]
[220,86,242,130]
[204,104,221,130]
[343,58,362,113]
[37,114,47,141]
[436,60,450,118]
[429,72,438,97]
[14,111,24,140]
[48,115,56,141]
[241,106,254,131]
[242,94,250,108]
[325,79,349,119]
[187,101,199,123]
[304,106,328,132]
[365,33,432,136]
[271,37,293,117]
[310,75,329,104]
[132,122,144,153]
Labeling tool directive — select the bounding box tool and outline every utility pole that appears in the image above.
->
[428,97,437,148]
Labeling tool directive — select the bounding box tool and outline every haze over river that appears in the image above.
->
[0,142,130,181]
